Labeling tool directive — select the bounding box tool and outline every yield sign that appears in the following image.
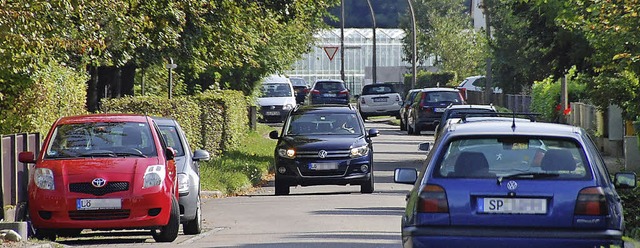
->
[323,46,339,61]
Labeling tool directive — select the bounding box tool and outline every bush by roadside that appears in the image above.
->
[199,124,277,196]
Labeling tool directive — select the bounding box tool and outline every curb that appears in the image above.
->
[202,190,224,198]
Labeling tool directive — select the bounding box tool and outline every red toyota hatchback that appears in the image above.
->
[19,114,180,242]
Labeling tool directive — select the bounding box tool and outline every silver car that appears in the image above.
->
[154,117,210,234]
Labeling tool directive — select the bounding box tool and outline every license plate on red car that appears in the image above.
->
[478,197,547,214]
[77,198,122,210]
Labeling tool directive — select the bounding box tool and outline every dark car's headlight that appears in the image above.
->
[277,148,296,159]
[350,145,370,158]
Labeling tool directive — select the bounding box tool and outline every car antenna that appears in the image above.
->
[511,111,516,131]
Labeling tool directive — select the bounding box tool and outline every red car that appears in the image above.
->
[19,114,180,242]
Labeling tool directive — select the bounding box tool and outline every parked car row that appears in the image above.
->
[19,114,210,242]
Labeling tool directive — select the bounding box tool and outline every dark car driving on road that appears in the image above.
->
[306,79,350,105]
[394,116,637,248]
[269,104,379,195]
[407,87,465,135]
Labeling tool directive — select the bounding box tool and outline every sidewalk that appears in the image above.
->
[603,155,627,173]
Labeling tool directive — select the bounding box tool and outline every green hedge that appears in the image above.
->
[403,71,457,94]
[0,61,88,135]
[100,90,249,156]
[530,70,587,122]
[100,96,202,150]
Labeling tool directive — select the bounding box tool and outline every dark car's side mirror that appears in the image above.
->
[418,142,430,152]
[394,168,418,184]
[193,149,211,161]
[18,151,36,164]
[368,128,379,137]
[166,147,176,160]
[269,130,279,139]
[614,172,637,189]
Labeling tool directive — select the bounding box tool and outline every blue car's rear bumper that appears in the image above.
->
[402,226,623,248]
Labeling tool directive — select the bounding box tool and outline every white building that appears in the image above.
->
[286,28,417,95]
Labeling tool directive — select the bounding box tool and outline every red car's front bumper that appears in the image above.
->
[29,186,173,230]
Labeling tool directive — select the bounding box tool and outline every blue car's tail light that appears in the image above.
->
[575,187,607,216]
[419,184,449,213]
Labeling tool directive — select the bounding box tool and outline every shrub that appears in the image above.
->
[1,61,88,135]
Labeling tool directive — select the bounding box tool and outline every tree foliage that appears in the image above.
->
[401,0,487,82]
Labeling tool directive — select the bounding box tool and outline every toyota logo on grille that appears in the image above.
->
[318,150,327,158]
[506,180,518,191]
[92,178,107,188]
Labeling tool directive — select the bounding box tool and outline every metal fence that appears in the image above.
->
[466,91,531,113]
[0,133,40,219]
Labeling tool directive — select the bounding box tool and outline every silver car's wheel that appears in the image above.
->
[183,195,202,235]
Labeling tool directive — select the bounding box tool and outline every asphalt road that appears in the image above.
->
[49,119,430,247]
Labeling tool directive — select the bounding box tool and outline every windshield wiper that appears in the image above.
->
[114,152,147,158]
[497,172,560,185]
[77,151,117,158]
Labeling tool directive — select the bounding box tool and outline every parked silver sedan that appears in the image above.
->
[154,117,211,234]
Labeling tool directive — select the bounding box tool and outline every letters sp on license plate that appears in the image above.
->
[478,198,547,214]
[77,198,122,210]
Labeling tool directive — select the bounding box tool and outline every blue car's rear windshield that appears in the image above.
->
[433,137,591,180]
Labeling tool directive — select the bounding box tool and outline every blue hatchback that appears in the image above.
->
[307,79,350,105]
[395,117,637,248]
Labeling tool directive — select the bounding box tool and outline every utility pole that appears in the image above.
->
[166,58,177,99]
[407,0,417,89]
[340,0,345,81]
[484,0,493,104]
[365,0,377,84]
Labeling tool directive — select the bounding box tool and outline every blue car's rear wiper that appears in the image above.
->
[497,172,560,185]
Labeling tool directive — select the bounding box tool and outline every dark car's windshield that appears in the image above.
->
[285,113,362,135]
[434,137,590,180]
[158,125,186,157]
[261,83,292,97]
[45,122,157,158]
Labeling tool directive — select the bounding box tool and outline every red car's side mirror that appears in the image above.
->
[18,151,36,164]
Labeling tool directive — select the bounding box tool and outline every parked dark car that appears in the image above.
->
[394,116,637,248]
[289,77,310,104]
[269,104,379,195]
[433,104,497,140]
[154,117,211,235]
[399,89,423,131]
[306,79,350,105]
[406,87,465,134]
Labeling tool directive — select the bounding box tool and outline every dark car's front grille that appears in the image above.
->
[69,210,130,220]
[298,167,348,177]
[296,150,350,159]
[69,182,129,196]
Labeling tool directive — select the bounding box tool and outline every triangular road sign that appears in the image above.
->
[323,46,339,61]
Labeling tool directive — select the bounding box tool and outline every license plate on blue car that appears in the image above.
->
[478,197,547,214]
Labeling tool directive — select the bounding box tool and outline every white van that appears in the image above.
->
[257,75,297,122]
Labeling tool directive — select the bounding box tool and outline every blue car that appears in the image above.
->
[307,79,350,105]
[395,116,637,248]
[269,104,378,195]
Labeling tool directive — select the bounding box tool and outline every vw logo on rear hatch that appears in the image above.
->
[506,180,518,191]
[92,178,107,188]
[318,150,327,158]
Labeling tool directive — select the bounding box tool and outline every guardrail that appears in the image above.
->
[0,133,41,220]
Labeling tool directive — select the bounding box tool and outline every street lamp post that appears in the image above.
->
[365,0,377,85]
[407,0,417,89]
[166,58,177,99]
